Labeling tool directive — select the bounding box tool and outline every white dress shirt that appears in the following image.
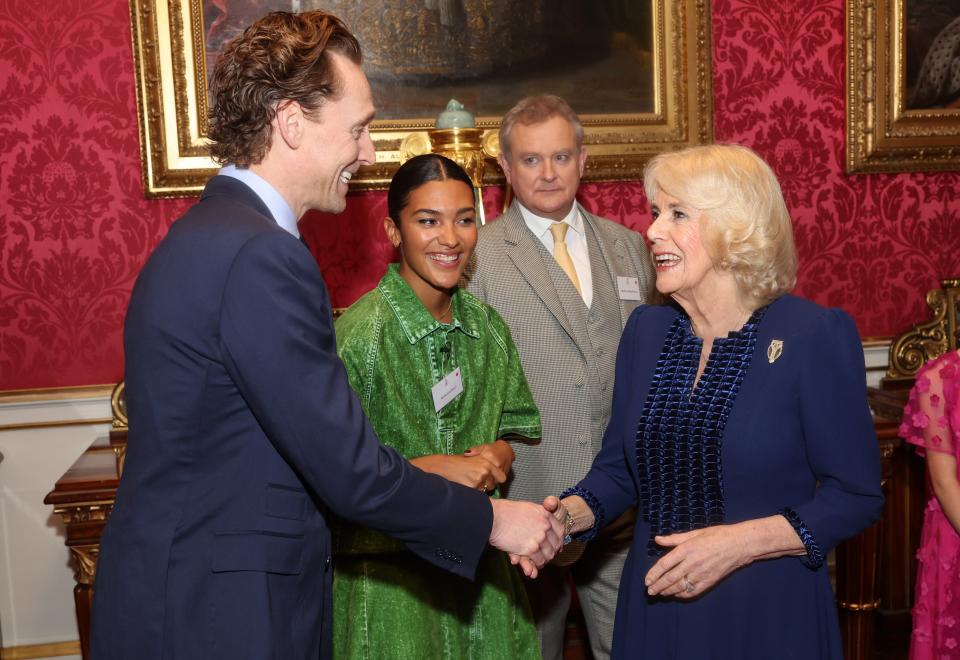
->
[518,202,593,308]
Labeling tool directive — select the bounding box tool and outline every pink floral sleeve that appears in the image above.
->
[900,351,960,458]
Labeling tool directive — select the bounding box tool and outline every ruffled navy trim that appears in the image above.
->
[560,486,605,542]
[780,507,825,570]
[636,308,765,556]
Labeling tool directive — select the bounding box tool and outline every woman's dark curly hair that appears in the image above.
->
[207,11,361,167]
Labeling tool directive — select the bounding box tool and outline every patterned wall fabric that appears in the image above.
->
[711,0,959,336]
[0,0,957,390]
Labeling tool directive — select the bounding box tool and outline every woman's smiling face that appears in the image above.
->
[386,178,478,297]
[646,190,717,300]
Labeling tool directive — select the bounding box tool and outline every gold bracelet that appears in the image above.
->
[563,510,575,545]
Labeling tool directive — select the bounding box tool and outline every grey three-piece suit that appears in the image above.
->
[466,201,654,660]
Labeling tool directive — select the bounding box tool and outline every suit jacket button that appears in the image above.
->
[578,434,588,446]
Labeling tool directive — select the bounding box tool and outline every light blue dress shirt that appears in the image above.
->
[219,164,299,238]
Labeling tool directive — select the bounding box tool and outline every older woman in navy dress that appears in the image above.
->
[553,144,883,659]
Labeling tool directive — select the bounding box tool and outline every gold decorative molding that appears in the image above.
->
[69,544,102,586]
[0,384,114,404]
[0,641,81,660]
[0,417,112,433]
[846,0,960,173]
[861,337,896,347]
[113,444,127,476]
[400,127,493,188]
[110,380,129,474]
[53,503,114,527]
[885,279,960,384]
[836,597,883,612]
[110,381,128,430]
[129,0,713,197]
[429,128,486,189]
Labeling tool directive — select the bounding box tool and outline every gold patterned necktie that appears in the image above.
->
[548,222,581,295]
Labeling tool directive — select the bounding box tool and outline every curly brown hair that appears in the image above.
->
[207,11,362,167]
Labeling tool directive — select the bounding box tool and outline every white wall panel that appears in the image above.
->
[0,389,109,657]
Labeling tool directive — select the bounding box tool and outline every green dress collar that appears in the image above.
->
[378,263,481,344]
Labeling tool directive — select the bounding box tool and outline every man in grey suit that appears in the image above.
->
[466,95,655,660]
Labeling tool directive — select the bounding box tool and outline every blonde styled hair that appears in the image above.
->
[643,144,798,308]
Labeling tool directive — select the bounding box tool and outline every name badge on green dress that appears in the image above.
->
[432,368,464,412]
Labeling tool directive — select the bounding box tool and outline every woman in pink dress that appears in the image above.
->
[902,349,960,659]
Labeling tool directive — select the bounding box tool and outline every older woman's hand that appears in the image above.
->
[644,526,750,598]
[644,515,806,599]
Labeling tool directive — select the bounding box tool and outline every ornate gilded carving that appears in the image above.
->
[429,129,487,187]
[70,545,101,585]
[110,381,128,430]
[112,444,127,477]
[836,597,882,612]
[886,279,960,384]
[399,132,432,164]
[55,503,114,525]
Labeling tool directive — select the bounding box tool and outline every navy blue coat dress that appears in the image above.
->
[570,296,884,659]
[90,176,492,660]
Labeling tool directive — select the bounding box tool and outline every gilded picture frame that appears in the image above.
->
[846,0,960,173]
[129,0,713,198]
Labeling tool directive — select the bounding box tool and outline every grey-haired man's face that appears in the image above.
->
[498,115,586,221]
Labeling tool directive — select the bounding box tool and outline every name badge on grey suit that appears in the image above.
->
[617,276,642,300]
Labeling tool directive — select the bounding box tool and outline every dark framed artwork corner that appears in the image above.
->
[846,0,960,173]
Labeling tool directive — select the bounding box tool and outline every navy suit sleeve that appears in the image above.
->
[788,308,884,559]
[568,306,649,538]
[218,231,492,578]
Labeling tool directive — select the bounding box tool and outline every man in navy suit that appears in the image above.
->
[90,11,562,660]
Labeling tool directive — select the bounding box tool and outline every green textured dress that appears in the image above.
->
[332,264,543,660]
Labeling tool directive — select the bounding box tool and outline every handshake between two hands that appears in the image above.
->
[488,495,570,578]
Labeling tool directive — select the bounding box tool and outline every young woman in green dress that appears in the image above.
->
[332,154,542,659]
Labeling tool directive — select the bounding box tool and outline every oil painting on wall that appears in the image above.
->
[130,0,712,195]
[203,0,655,119]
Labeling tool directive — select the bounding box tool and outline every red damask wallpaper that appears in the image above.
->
[0,0,957,390]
